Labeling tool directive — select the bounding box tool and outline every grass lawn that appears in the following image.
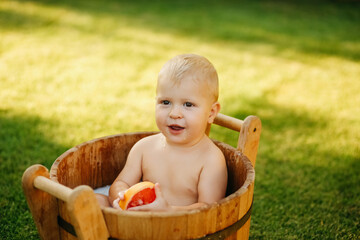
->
[1,0,359,239]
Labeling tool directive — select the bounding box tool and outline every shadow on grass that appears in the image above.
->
[0,9,47,30]
[0,110,70,240]
[2,0,360,61]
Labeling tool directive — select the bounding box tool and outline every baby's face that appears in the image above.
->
[155,75,215,147]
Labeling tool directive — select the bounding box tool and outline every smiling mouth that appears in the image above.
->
[168,124,185,131]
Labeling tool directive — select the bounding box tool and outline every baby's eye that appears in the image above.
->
[161,100,170,105]
[184,102,194,107]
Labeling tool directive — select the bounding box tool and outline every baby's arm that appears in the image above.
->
[129,183,208,211]
[109,140,144,207]
[197,149,228,205]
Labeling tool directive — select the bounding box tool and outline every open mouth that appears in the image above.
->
[168,124,185,131]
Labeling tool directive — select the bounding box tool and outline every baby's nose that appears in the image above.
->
[169,106,183,119]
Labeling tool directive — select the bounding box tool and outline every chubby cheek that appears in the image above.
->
[186,114,208,133]
[155,109,166,129]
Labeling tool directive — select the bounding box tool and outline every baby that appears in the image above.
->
[97,54,227,211]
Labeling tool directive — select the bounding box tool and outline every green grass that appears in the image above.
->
[1,0,359,239]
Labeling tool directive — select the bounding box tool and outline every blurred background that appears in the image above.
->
[0,0,359,239]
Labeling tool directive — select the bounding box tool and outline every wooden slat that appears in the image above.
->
[34,176,72,202]
[67,185,110,240]
[214,113,243,132]
[237,115,262,167]
[22,165,60,240]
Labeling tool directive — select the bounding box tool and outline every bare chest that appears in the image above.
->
[141,151,204,205]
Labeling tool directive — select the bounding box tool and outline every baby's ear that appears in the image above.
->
[208,102,221,124]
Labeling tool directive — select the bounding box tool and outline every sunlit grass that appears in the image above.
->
[1,0,359,239]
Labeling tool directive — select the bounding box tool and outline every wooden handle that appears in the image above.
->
[34,176,72,202]
[214,113,243,132]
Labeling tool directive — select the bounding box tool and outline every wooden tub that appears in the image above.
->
[22,114,261,240]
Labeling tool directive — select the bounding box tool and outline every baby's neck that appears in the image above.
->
[162,134,210,152]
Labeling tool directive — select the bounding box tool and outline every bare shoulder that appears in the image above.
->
[203,138,226,165]
[131,133,163,151]
[116,134,163,185]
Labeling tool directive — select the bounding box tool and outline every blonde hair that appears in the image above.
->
[158,54,219,101]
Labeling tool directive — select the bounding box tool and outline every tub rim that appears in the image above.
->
[50,131,255,217]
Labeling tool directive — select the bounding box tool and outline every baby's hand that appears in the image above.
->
[112,190,126,209]
[128,183,170,211]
